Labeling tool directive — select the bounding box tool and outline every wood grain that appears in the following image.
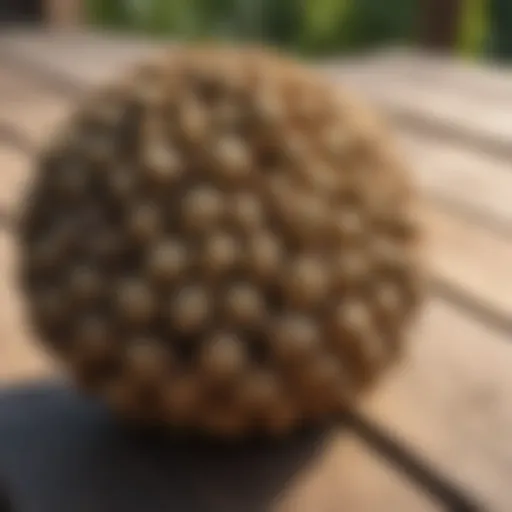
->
[328,62,512,158]
[0,231,56,383]
[354,48,512,107]
[278,298,511,512]
[0,97,71,150]
[0,145,31,215]
[2,32,512,158]
[5,44,512,232]
[422,203,512,323]
[0,33,510,511]
[399,132,512,231]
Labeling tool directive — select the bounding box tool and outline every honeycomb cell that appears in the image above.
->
[146,239,188,284]
[170,285,211,334]
[199,332,247,381]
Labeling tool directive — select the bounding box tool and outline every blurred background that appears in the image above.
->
[72,0,512,61]
[2,0,512,61]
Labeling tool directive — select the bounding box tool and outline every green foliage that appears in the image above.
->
[487,0,512,59]
[300,0,350,54]
[336,0,419,50]
[86,0,134,29]
[457,0,489,58]
[84,0,417,55]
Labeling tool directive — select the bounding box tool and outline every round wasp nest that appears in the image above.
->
[18,46,423,437]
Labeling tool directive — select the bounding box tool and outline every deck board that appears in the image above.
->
[0,30,161,88]
[359,48,512,106]
[2,38,512,232]
[0,231,507,511]
[0,231,55,383]
[0,30,511,512]
[0,68,49,100]
[270,430,438,512]
[357,298,512,512]
[0,145,31,215]
[3,31,512,159]
[399,132,512,232]
[0,96,71,150]
[423,204,512,324]
[326,60,512,159]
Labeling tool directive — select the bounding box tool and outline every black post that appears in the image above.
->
[419,0,463,51]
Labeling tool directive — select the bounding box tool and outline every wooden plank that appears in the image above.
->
[0,232,56,383]
[0,68,49,101]
[325,62,512,158]
[2,30,512,157]
[0,145,31,215]
[423,203,512,325]
[0,30,161,88]
[0,96,71,149]
[360,48,512,107]
[3,31,512,159]
[0,65,73,150]
[278,298,511,512]
[399,132,512,232]
[275,433,438,512]
[362,299,512,512]
[3,35,511,235]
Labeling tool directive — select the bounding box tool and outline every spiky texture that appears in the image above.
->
[18,46,423,437]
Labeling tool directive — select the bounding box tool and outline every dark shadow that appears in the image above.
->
[0,381,332,512]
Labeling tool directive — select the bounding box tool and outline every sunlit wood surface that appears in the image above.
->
[0,30,511,511]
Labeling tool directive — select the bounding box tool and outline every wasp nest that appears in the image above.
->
[18,46,423,437]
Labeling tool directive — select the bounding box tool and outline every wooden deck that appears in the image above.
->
[0,30,511,511]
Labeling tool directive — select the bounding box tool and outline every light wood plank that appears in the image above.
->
[326,62,512,157]
[422,203,512,323]
[3,31,512,158]
[0,30,161,88]
[399,132,512,230]
[361,48,512,107]
[6,38,511,234]
[0,145,31,214]
[278,298,511,512]
[361,298,512,512]
[0,232,56,383]
[276,431,438,512]
[4,31,512,162]
[0,97,71,149]
[0,68,49,101]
